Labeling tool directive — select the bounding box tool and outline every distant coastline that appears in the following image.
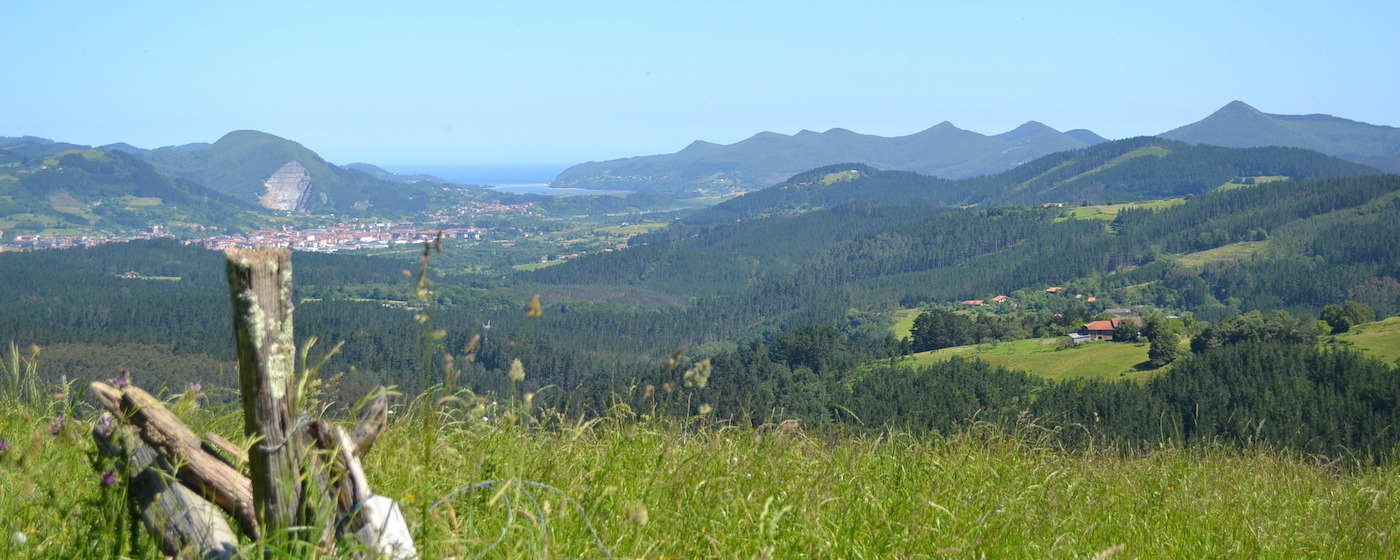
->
[388,163,571,186]
[488,183,633,196]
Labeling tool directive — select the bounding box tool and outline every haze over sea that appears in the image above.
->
[394,163,565,185]
[387,163,631,195]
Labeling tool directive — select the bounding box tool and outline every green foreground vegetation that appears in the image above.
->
[4,383,1400,559]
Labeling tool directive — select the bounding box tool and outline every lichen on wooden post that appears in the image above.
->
[225,247,304,550]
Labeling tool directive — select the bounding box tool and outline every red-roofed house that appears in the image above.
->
[1080,317,1144,341]
[961,300,984,306]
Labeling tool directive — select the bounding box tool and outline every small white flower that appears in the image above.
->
[12,531,27,546]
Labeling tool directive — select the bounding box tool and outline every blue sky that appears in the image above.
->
[3,1,1396,169]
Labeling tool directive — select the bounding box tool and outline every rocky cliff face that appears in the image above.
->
[260,161,313,212]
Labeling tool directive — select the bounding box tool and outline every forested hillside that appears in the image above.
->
[693,138,1380,221]
[0,147,266,235]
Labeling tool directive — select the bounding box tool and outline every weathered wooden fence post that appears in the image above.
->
[225,247,305,551]
[90,247,416,558]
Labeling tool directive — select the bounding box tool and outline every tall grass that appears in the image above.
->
[2,342,43,407]
[5,374,1399,559]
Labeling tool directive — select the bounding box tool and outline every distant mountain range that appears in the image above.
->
[1,131,467,219]
[553,121,1107,197]
[684,137,1381,224]
[3,99,1397,223]
[553,101,1400,197]
[1160,101,1400,173]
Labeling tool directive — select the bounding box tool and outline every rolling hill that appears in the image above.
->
[1160,101,1400,173]
[685,137,1381,223]
[0,147,266,236]
[139,130,437,215]
[523,166,1400,334]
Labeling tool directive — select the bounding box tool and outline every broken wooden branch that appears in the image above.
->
[350,389,390,456]
[92,420,240,559]
[91,381,260,539]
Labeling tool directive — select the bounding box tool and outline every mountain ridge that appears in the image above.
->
[1160,100,1400,172]
[683,137,1382,223]
[553,121,1103,197]
[550,101,1400,198]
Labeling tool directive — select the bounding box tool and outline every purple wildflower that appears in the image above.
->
[114,369,130,388]
[95,414,117,438]
[102,468,118,486]
[49,415,65,436]
[0,437,10,454]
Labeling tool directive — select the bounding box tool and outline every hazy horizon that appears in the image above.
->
[383,163,573,186]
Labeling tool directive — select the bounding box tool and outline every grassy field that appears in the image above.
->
[819,170,862,185]
[1336,316,1400,365]
[889,308,921,341]
[512,259,567,271]
[1058,198,1186,222]
[116,195,164,208]
[596,222,668,236]
[898,337,1162,382]
[1174,240,1270,267]
[4,384,1399,559]
[1216,175,1290,191]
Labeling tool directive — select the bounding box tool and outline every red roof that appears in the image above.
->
[1083,320,1116,331]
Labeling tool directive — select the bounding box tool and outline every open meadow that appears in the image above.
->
[3,371,1400,559]
[897,337,1163,382]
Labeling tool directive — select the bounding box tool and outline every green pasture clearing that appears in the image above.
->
[1057,197,1186,221]
[47,193,84,209]
[513,260,566,271]
[1057,145,1171,186]
[820,170,862,185]
[1217,175,1290,191]
[1174,240,1270,267]
[597,222,668,236]
[344,297,410,306]
[889,308,921,340]
[899,337,1159,381]
[1335,316,1400,365]
[118,196,164,208]
[7,213,58,227]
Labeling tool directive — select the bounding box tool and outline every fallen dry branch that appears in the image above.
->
[92,421,240,559]
[90,381,416,558]
[91,381,260,540]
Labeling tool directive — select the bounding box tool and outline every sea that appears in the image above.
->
[387,163,631,196]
